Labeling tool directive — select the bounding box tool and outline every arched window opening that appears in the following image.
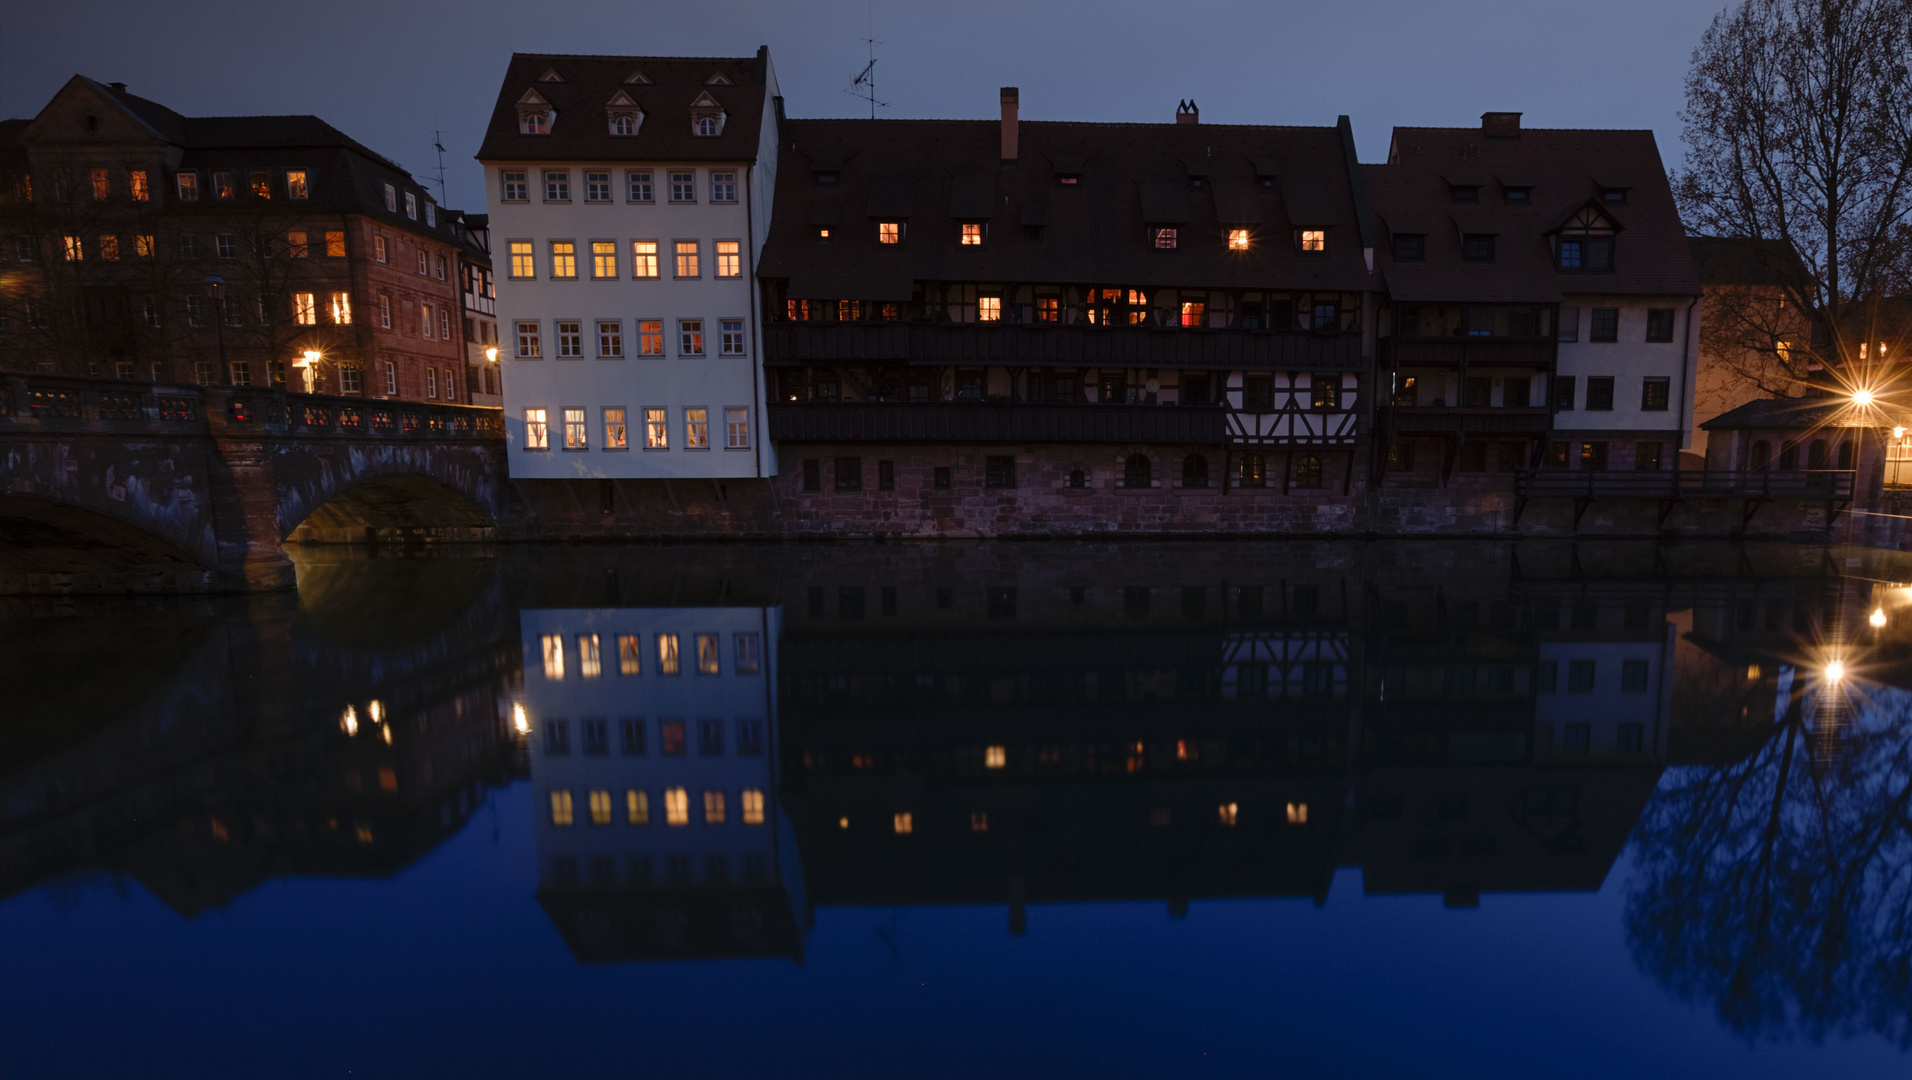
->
[1837,441,1854,470]
[1750,440,1771,470]
[1295,454,1325,489]
[1182,455,1209,489]
[1123,454,1152,489]
[1238,454,1267,488]
[1807,439,1828,470]
[1067,468,1087,489]
[1779,441,1799,470]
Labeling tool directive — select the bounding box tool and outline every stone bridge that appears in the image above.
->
[0,375,512,594]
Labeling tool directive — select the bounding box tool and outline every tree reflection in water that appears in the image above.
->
[1627,676,1912,1047]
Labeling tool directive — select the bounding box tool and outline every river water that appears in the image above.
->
[3,540,1909,1078]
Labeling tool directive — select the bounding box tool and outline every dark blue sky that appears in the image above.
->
[2,0,1730,214]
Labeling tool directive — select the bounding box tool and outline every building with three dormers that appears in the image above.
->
[476,51,782,484]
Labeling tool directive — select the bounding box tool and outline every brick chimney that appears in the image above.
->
[1000,87,1019,163]
[1177,99,1199,125]
[1481,112,1522,138]
[108,82,127,94]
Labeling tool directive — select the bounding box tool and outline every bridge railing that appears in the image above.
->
[0,374,502,441]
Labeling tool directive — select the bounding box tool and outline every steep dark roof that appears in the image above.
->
[1700,396,1859,430]
[758,118,1374,297]
[1688,235,1806,287]
[1365,125,1701,302]
[477,52,769,163]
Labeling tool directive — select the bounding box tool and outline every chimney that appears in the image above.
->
[1000,87,1019,164]
[1481,112,1522,138]
[108,82,127,94]
[1177,99,1199,125]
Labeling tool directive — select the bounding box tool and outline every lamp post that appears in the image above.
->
[295,349,321,395]
[204,275,230,386]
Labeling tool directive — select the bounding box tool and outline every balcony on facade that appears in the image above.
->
[765,320,1363,372]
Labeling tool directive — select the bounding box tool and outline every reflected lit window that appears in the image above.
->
[578,634,601,678]
[543,719,569,756]
[627,789,649,825]
[735,632,761,674]
[985,745,1006,769]
[589,789,612,826]
[664,786,689,826]
[1218,802,1238,826]
[661,719,686,756]
[618,634,642,675]
[658,633,680,675]
[703,789,726,825]
[742,788,765,825]
[550,790,575,826]
[970,811,988,833]
[540,634,564,679]
[696,633,720,675]
[355,824,374,844]
[378,768,397,793]
[893,812,914,834]
[1285,802,1308,824]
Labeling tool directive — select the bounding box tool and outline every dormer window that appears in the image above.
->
[878,222,902,244]
[1555,204,1619,271]
[961,223,985,246]
[1505,187,1532,204]
[1188,177,1205,191]
[606,92,643,136]
[538,68,564,82]
[1227,228,1250,251]
[706,73,732,85]
[1450,185,1480,204]
[611,115,638,135]
[1057,174,1080,186]
[1392,233,1425,261]
[695,116,719,136]
[1601,187,1629,204]
[1152,227,1178,250]
[689,91,726,137]
[1299,229,1327,253]
[814,171,839,187]
[516,89,555,135]
[817,227,831,240]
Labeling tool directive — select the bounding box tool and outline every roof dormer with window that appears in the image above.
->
[1551,203,1621,272]
[689,91,727,137]
[606,91,644,136]
[517,89,555,135]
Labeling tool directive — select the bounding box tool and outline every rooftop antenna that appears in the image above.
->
[846,10,888,119]
[431,129,449,205]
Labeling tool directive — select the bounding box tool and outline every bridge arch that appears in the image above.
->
[0,494,217,594]
[271,441,506,544]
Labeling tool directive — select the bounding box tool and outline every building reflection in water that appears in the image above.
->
[6,541,1911,1044]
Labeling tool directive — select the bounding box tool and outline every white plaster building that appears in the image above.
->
[478,51,781,481]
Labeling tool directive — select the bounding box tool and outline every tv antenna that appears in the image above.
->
[846,33,888,118]
[431,130,449,205]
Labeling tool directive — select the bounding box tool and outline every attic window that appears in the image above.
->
[538,68,563,82]
[1152,227,1178,250]
[961,223,984,246]
[1260,177,1276,190]
[878,222,902,244]
[611,115,638,136]
[1187,177,1205,191]
[1450,185,1480,204]
[1601,187,1629,204]
[1227,229,1250,251]
[814,171,839,187]
[817,227,831,240]
[1505,186,1532,204]
[706,73,732,85]
[625,71,650,84]
[1299,229,1327,253]
[695,116,719,136]
[1057,174,1080,186]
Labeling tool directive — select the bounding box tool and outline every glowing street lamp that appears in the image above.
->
[1871,607,1888,628]
[485,346,499,364]
[1851,388,1876,408]
[1826,658,1847,684]
[293,349,321,394]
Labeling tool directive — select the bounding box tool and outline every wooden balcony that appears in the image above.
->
[1385,405,1554,435]
[1382,337,1555,369]
[765,321,1363,370]
[1513,468,1855,527]
[767,402,1227,444]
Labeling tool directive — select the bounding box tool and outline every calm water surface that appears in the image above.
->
[4,541,1910,1078]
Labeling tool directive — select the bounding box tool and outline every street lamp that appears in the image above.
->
[293,349,321,395]
[204,274,230,386]
[485,345,498,364]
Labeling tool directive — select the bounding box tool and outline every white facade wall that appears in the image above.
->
[1535,628,1675,759]
[487,84,780,480]
[1553,295,1700,451]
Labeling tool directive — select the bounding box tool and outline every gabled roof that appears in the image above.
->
[1365,124,1701,303]
[478,52,769,163]
[1688,235,1805,287]
[1700,396,1859,430]
[758,117,1375,298]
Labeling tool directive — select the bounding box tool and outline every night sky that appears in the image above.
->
[3,0,1729,215]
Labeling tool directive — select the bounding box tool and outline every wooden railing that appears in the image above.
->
[768,402,1229,444]
[1515,468,1855,501]
[765,321,1364,370]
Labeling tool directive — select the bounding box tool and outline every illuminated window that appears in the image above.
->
[95,235,119,261]
[627,789,649,824]
[598,320,622,357]
[879,222,901,244]
[218,172,238,200]
[1300,230,1326,252]
[661,720,686,755]
[374,235,387,262]
[658,632,680,674]
[588,789,612,826]
[674,240,699,278]
[971,812,989,832]
[985,745,1006,769]
[1285,802,1308,824]
[250,170,271,198]
[129,170,149,201]
[286,170,308,199]
[325,230,346,257]
[540,634,565,678]
[577,633,601,677]
[1218,802,1239,826]
[632,240,658,278]
[646,408,669,449]
[592,241,617,278]
[893,812,914,835]
[604,408,628,449]
[961,223,983,245]
[1180,301,1205,327]
[716,240,741,277]
[176,172,199,200]
[62,235,82,261]
[515,321,541,357]
[695,632,720,674]
[404,192,417,219]
[1228,228,1250,251]
[664,787,689,826]
[550,790,574,826]
[550,241,576,278]
[703,790,726,824]
[90,168,111,200]
[329,292,352,325]
[563,408,587,449]
[1153,227,1178,249]
[292,292,317,325]
[978,296,1002,322]
[818,228,831,240]
[742,789,766,825]
[618,634,642,674]
[726,408,750,449]
[638,321,663,355]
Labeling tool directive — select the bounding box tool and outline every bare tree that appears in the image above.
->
[1676,0,1912,390]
